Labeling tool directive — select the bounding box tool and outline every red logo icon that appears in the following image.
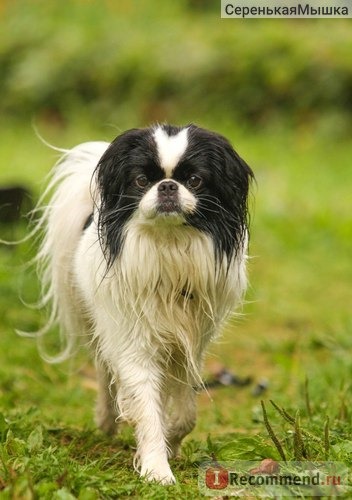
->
[205,467,229,489]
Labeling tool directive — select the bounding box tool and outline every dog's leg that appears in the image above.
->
[117,361,176,485]
[95,362,119,435]
[166,384,197,458]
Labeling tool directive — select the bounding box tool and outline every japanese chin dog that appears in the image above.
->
[34,123,253,484]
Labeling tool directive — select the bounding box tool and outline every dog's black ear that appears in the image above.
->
[94,130,141,268]
[94,127,158,268]
[210,135,254,217]
[96,128,159,200]
[187,124,254,193]
[221,138,254,193]
[96,128,143,199]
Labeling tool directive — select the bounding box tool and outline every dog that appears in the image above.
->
[34,123,253,484]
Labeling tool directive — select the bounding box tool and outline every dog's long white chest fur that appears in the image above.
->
[35,124,253,484]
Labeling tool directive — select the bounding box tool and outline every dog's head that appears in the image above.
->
[95,124,253,266]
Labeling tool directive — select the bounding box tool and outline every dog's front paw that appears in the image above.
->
[140,462,176,485]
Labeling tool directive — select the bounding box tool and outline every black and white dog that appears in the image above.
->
[36,124,253,484]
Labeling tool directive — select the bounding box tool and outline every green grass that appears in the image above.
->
[1,120,352,498]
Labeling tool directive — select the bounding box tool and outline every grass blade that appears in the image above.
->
[304,376,312,420]
[261,400,286,462]
[324,416,330,460]
[293,410,305,460]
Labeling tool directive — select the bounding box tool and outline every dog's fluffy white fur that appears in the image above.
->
[34,125,252,484]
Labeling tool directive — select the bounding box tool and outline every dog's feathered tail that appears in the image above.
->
[29,142,109,363]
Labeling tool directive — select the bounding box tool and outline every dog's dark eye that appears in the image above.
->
[135,175,149,189]
[187,175,202,189]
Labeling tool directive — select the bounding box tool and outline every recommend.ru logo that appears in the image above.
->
[199,460,349,497]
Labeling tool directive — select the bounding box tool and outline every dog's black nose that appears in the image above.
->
[158,181,178,196]
[157,181,180,213]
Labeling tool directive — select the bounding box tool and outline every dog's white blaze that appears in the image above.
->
[153,127,188,177]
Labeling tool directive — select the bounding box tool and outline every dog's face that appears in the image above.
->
[96,124,253,267]
[125,127,198,221]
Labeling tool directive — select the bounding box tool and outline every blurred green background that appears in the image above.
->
[2,1,352,133]
[0,1,352,498]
